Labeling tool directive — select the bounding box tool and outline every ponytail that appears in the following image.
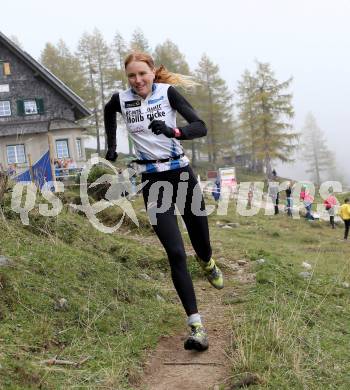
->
[154,64,198,89]
[125,51,198,89]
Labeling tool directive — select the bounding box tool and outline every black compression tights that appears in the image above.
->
[142,165,212,316]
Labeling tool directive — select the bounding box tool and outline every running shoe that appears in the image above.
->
[184,322,209,351]
[197,257,224,289]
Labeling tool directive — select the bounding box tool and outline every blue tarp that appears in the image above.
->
[15,151,52,189]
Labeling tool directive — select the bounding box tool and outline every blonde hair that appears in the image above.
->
[124,52,197,89]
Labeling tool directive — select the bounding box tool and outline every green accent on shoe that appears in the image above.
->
[184,323,209,351]
[196,256,224,289]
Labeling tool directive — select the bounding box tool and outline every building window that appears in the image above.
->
[0,100,11,117]
[0,62,11,77]
[7,144,26,164]
[55,139,70,159]
[16,98,44,116]
[24,100,38,115]
[76,138,83,158]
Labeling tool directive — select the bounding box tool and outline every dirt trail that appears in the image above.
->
[134,259,254,390]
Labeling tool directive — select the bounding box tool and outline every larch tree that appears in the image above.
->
[40,40,88,101]
[236,69,261,171]
[242,62,298,178]
[325,151,345,184]
[301,113,335,186]
[153,39,190,75]
[91,29,116,151]
[153,40,200,163]
[111,31,133,154]
[130,28,151,53]
[112,31,128,90]
[40,42,61,75]
[77,30,116,154]
[193,54,234,166]
[77,33,102,154]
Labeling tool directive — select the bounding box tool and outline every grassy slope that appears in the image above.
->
[1,174,350,389]
[206,196,350,389]
[0,201,183,389]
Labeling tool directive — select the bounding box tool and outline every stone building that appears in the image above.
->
[0,31,91,182]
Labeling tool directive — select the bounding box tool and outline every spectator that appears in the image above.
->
[339,198,350,240]
[212,177,221,202]
[300,186,314,220]
[324,191,338,229]
[54,159,62,179]
[269,182,279,215]
[247,183,254,208]
[285,181,293,216]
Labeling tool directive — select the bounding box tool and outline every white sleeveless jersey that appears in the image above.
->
[119,83,189,174]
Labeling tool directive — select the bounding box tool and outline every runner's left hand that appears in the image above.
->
[105,149,118,162]
[148,120,175,138]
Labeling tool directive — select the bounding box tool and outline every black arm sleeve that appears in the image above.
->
[167,86,207,140]
[104,93,121,150]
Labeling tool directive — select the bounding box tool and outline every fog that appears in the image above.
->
[2,0,349,185]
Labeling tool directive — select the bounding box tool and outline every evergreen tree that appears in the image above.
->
[40,40,89,101]
[153,39,190,74]
[40,42,60,75]
[111,31,134,154]
[77,32,102,153]
[301,113,334,186]
[77,30,116,154]
[130,28,150,53]
[237,62,297,177]
[255,62,297,177]
[236,70,261,171]
[112,31,128,89]
[325,151,345,184]
[153,40,200,162]
[91,29,116,151]
[193,54,234,165]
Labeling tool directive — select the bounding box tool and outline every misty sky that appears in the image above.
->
[1,0,350,185]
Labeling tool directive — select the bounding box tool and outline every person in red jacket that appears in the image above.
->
[324,192,338,228]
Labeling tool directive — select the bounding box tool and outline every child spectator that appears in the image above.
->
[300,186,314,220]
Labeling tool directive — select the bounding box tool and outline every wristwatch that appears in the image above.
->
[174,128,182,138]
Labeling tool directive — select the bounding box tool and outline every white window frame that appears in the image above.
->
[24,99,38,115]
[55,139,70,159]
[6,144,26,164]
[0,100,11,117]
[76,138,83,159]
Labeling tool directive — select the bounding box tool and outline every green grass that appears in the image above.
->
[1,178,350,389]
[204,199,350,389]
[0,197,182,389]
